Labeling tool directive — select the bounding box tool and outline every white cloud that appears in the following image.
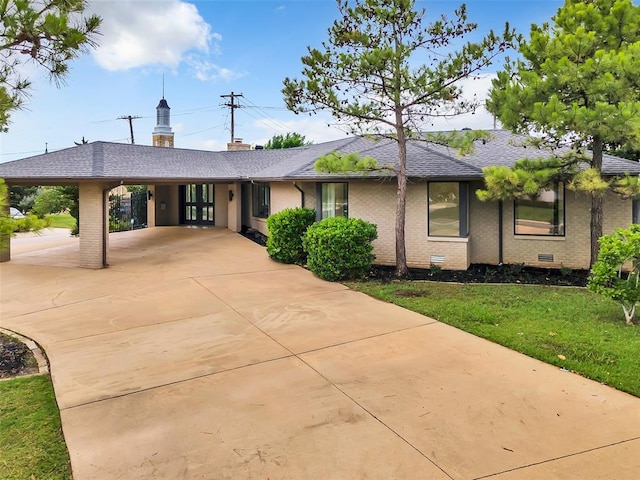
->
[186,57,246,82]
[90,0,215,71]
[424,74,498,131]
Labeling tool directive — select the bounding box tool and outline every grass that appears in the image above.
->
[0,375,72,479]
[45,213,76,230]
[347,281,640,397]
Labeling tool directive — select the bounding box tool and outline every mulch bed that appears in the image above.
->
[240,227,268,247]
[368,263,589,287]
[0,333,38,379]
[237,228,589,287]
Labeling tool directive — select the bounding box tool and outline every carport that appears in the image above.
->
[0,142,247,268]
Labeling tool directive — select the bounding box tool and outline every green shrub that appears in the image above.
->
[13,214,48,233]
[588,224,640,325]
[266,207,316,264]
[303,216,377,281]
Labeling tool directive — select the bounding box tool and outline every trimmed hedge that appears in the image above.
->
[266,207,316,264]
[303,217,377,281]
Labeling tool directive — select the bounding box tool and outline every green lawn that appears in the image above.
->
[347,281,640,397]
[0,375,72,479]
[45,213,76,229]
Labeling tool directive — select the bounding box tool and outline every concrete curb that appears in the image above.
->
[0,327,49,377]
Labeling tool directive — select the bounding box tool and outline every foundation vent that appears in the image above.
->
[538,253,554,263]
[430,255,446,264]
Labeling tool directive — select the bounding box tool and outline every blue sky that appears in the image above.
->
[0,0,564,163]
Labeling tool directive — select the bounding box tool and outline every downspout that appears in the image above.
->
[293,181,305,207]
[498,200,504,265]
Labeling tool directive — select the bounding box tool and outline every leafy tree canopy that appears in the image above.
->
[0,0,101,131]
[484,0,640,266]
[264,132,311,149]
[488,0,640,147]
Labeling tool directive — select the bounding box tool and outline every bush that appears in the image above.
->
[266,207,316,264]
[303,216,377,281]
[588,224,640,325]
[12,214,48,233]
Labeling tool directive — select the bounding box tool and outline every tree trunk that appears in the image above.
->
[395,127,408,278]
[590,137,604,268]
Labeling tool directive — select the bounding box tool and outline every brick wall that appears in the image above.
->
[263,180,635,271]
[349,180,470,270]
[79,182,109,269]
[469,181,500,264]
[498,190,632,269]
[152,134,174,148]
[270,182,303,214]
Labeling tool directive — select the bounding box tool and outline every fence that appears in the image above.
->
[109,189,148,232]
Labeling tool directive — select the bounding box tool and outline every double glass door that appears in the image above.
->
[182,184,215,225]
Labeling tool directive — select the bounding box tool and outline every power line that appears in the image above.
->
[240,96,292,134]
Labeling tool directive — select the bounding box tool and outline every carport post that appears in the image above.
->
[79,182,110,269]
[227,182,242,232]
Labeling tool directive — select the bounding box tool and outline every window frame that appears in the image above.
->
[514,182,565,236]
[251,182,271,219]
[427,181,469,238]
[316,182,349,220]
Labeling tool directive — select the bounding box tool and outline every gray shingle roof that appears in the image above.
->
[1,130,638,184]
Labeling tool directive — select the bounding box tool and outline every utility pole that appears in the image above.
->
[220,91,243,143]
[118,115,142,144]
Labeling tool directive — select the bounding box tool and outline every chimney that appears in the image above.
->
[227,138,252,151]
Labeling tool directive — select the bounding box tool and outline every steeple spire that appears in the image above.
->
[152,76,174,148]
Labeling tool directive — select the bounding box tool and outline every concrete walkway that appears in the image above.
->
[1,227,638,479]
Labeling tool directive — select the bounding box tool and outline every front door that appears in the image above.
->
[180,184,215,225]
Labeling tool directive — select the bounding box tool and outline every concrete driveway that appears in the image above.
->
[1,227,639,479]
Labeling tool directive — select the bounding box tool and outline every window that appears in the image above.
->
[633,199,640,224]
[515,183,565,236]
[318,183,348,219]
[428,182,468,237]
[252,182,270,218]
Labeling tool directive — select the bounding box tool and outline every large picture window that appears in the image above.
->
[252,182,270,218]
[319,183,348,219]
[428,182,468,237]
[515,183,565,236]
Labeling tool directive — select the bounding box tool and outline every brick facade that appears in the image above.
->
[267,179,635,271]
[152,134,174,148]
